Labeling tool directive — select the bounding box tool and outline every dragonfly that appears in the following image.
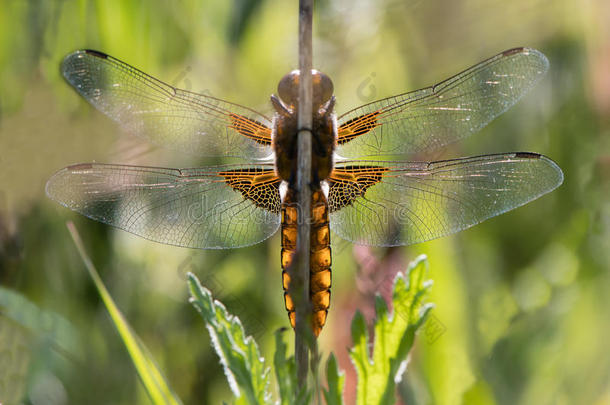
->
[46,48,563,336]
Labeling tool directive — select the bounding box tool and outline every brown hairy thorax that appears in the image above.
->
[271,69,337,184]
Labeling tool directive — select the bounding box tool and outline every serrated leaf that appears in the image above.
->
[350,255,433,405]
[188,273,271,405]
[67,222,182,405]
[323,353,345,405]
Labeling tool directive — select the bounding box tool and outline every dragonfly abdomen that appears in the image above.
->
[281,185,331,337]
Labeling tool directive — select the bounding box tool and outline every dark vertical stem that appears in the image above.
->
[295,0,313,384]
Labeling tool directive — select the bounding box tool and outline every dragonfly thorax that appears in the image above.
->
[271,69,337,184]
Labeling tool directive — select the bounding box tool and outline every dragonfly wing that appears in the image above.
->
[46,163,281,249]
[328,153,563,246]
[62,50,273,159]
[335,48,549,159]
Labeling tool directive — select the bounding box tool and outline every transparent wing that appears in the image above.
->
[329,153,563,246]
[46,163,281,249]
[335,48,549,159]
[62,50,273,159]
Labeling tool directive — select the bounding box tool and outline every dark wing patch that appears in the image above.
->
[229,113,273,145]
[327,165,389,212]
[337,111,381,144]
[219,168,281,213]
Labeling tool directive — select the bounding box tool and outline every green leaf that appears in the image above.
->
[272,329,311,405]
[350,254,433,405]
[350,310,368,365]
[273,328,296,405]
[323,353,345,405]
[187,272,271,405]
[67,222,182,405]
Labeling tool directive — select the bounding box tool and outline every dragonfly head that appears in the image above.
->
[276,69,334,112]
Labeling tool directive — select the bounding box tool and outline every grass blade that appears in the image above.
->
[67,221,182,405]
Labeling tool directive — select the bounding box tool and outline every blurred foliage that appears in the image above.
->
[0,0,609,404]
[0,286,78,405]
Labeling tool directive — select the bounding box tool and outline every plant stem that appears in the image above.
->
[295,0,313,384]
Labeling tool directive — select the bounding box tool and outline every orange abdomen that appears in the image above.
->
[281,185,331,337]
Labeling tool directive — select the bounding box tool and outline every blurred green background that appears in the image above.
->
[0,0,608,404]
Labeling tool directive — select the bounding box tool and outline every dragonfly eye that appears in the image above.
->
[277,70,299,108]
[277,69,334,110]
[313,70,334,107]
